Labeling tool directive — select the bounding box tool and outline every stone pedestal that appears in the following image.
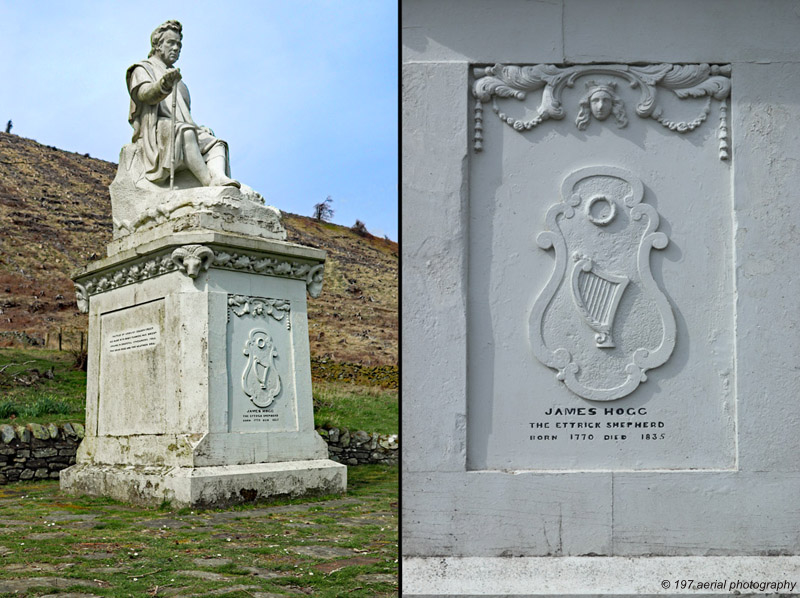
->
[61,229,346,507]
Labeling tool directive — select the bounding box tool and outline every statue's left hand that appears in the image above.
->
[200,126,215,136]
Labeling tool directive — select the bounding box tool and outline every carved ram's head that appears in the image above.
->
[74,283,89,314]
[171,245,214,279]
[306,264,325,298]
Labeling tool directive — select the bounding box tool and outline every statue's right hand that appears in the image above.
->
[160,68,182,91]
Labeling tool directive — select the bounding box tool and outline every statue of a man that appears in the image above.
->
[126,20,239,188]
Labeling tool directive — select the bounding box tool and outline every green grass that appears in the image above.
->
[0,465,397,597]
[313,380,398,434]
[0,348,86,425]
[0,348,398,435]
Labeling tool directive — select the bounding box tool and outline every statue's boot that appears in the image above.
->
[184,133,241,189]
[207,145,240,188]
[209,173,241,188]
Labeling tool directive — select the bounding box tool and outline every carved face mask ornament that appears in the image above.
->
[575,81,627,131]
[589,90,613,120]
[529,166,676,401]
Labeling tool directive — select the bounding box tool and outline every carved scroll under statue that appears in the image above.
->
[110,20,285,242]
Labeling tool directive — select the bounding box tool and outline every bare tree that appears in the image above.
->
[351,219,368,236]
[313,196,334,222]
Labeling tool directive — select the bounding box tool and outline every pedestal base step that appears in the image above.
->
[60,459,347,507]
[403,556,800,597]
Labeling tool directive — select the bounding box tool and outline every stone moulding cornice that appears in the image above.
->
[472,63,731,160]
[73,244,325,312]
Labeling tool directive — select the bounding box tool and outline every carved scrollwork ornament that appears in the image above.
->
[228,295,291,329]
[473,63,731,159]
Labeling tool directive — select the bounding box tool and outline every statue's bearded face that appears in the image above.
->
[590,90,613,120]
[157,30,182,66]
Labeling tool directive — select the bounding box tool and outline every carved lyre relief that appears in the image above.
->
[529,166,676,401]
[571,256,629,348]
[241,328,282,408]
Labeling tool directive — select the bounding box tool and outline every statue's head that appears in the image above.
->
[149,20,183,65]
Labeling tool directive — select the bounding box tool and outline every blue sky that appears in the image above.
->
[0,0,398,240]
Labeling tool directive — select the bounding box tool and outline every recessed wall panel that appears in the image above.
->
[466,64,735,471]
[99,299,167,436]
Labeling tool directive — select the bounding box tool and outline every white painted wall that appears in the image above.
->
[403,1,800,593]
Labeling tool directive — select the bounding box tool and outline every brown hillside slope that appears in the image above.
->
[0,132,397,366]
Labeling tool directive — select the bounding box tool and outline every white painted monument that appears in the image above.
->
[60,20,346,507]
[403,1,800,595]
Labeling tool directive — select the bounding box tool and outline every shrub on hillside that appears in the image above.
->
[313,196,334,222]
[351,219,368,236]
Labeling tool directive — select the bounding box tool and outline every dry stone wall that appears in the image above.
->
[0,423,83,483]
[317,426,398,466]
[0,422,394,485]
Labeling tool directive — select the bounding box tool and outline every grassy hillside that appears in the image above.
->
[0,132,397,367]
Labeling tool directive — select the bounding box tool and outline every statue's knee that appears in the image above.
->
[207,142,228,159]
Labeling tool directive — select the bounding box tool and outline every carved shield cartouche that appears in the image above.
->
[529,166,676,401]
[241,329,282,408]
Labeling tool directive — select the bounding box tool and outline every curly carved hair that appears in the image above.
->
[148,20,183,58]
[575,89,628,131]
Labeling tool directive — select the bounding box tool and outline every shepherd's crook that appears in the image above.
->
[169,82,177,190]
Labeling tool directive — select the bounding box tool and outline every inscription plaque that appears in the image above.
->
[98,300,166,436]
[466,64,735,471]
[107,325,160,354]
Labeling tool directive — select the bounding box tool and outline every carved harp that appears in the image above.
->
[571,258,629,348]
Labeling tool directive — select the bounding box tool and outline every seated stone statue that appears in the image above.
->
[110,20,285,244]
[127,19,238,189]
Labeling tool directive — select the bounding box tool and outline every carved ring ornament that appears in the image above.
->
[529,166,676,401]
[73,244,324,313]
[472,63,731,160]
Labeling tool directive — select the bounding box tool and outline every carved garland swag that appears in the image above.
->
[74,245,324,313]
[472,63,731,160]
